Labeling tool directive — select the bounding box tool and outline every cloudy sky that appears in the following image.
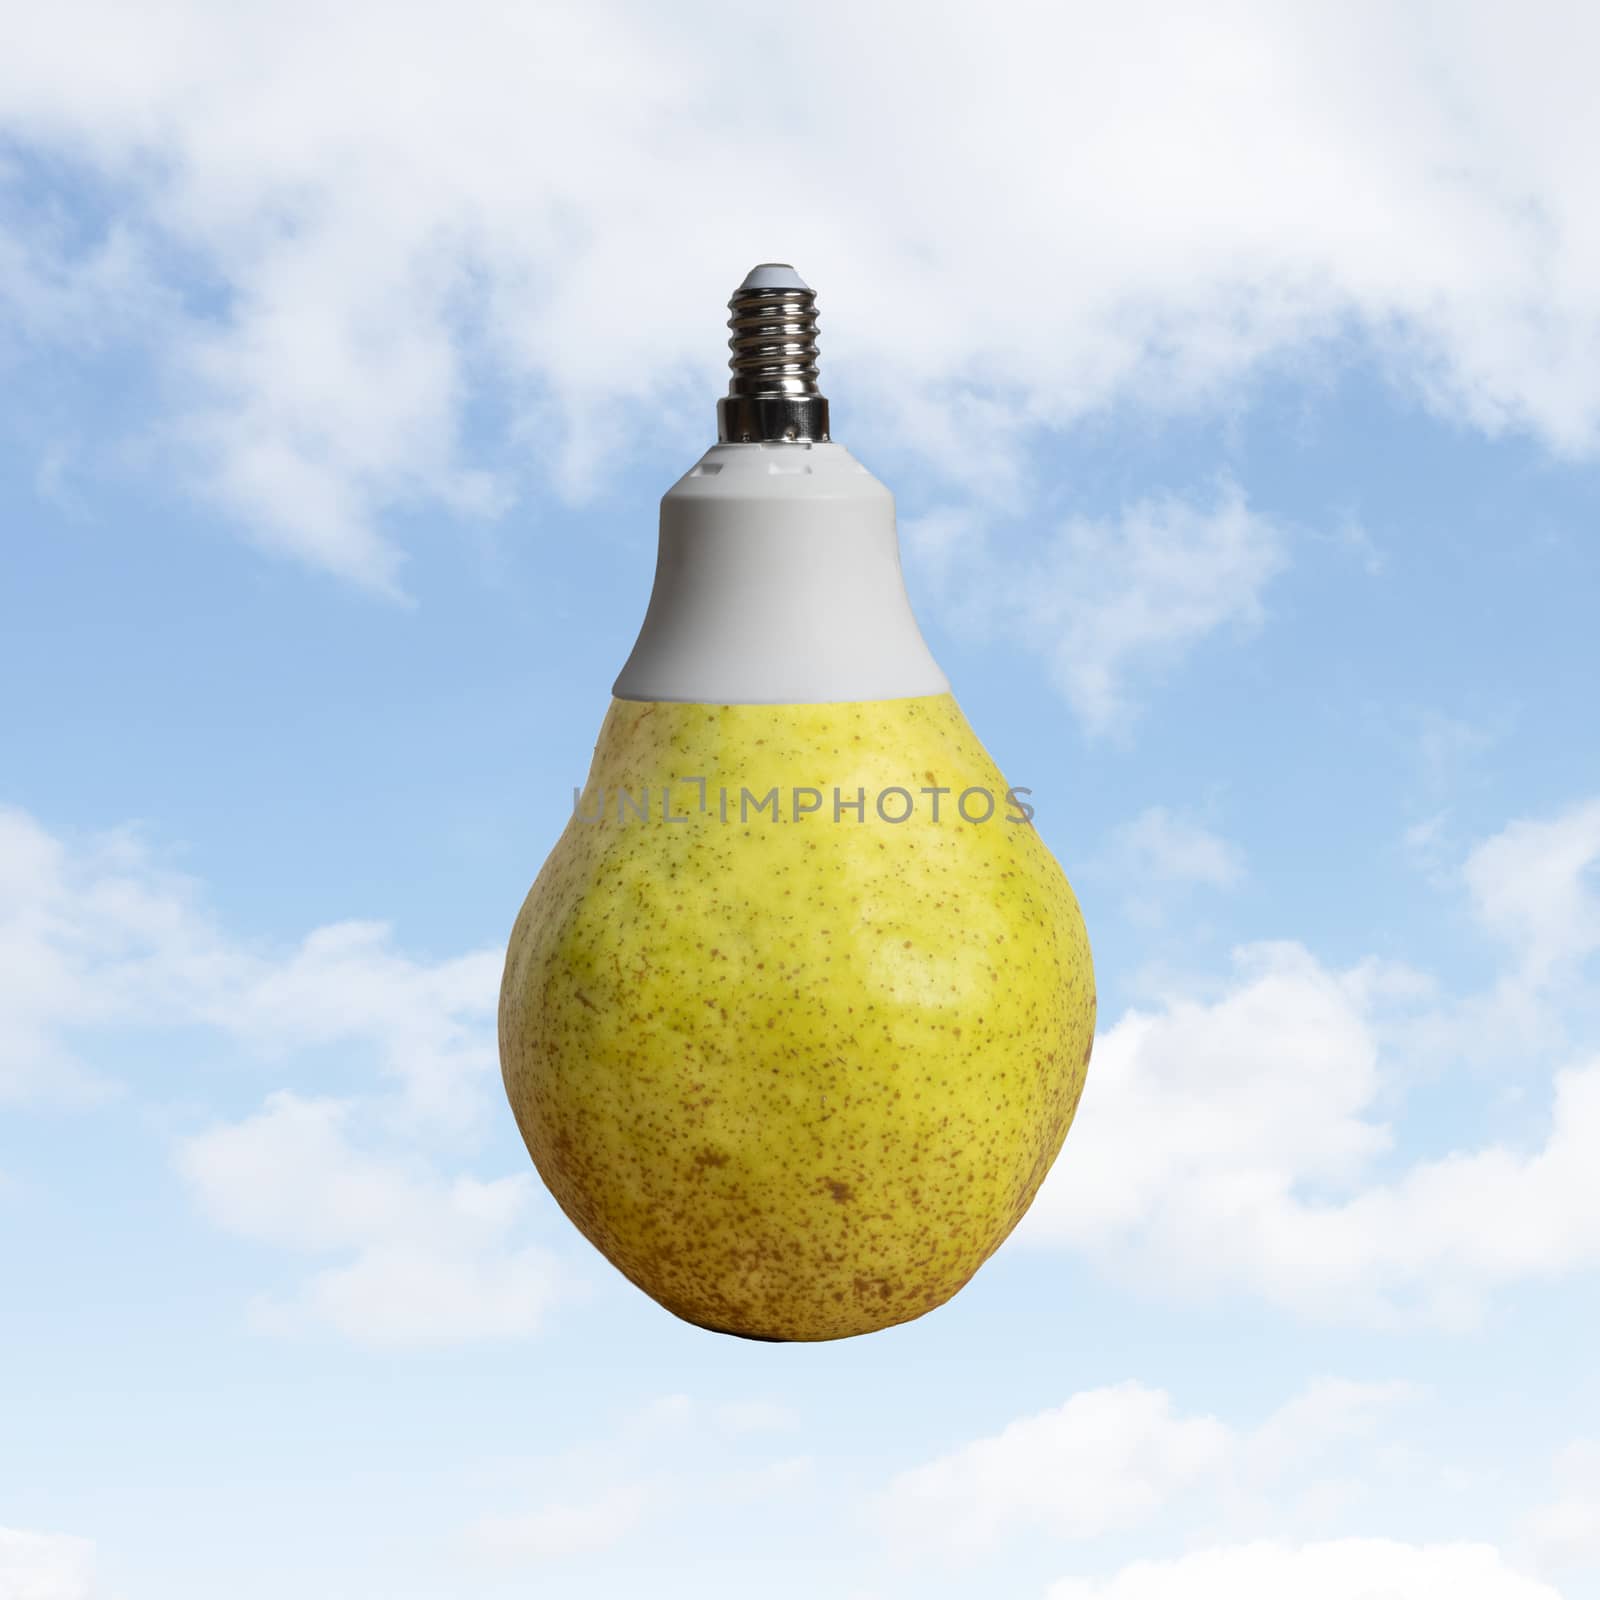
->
[4,2,1600,1595]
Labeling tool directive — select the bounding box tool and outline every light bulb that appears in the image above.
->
[499,264,1095,1342]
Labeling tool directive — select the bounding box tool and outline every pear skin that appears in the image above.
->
[499,694,1095,1341]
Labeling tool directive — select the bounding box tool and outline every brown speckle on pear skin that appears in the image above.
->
[498,694,1096,1343]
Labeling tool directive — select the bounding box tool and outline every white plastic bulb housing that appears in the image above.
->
[615,440,947,703]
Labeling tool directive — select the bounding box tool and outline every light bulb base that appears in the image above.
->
[716,393,830,445]
[717,264,831,444]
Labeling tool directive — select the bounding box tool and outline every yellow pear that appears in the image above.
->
[498,692,1095,1341]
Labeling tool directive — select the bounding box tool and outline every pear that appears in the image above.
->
[499,692,1095,1341]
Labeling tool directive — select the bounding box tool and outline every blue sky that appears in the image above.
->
[3,5,1600,1596]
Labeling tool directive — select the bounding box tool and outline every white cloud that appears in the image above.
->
[0,805,217,1102]
[8,6,1600,588]
[470,1483,656,1562]
[1019,933,1600,1325]
[1526,1439,1600,1571]
[911,485,1286,733]
[0,805,499,1125]
[0,1527,98,1600]
[1238,1377,1414,1483]
[0,191,166,355]
[1110,807,1245,889]
[1466,797,1600,989]
[209,921,503,1132]
[1046,1538,1561,1600]
[899,508,982,596]
[466,1390,811,1567]
[714,1399,802,1437]
[1400,795,1600,1073]
[1087,807,1247,930]
[1,804,557,1343]
[1021,941,1388,1271]
[732,1455,814,1498]
[177,1091,571,1345]
[878,1382,1229,1555]
[1002,486,1287,734]
[876,1377,1407,1558]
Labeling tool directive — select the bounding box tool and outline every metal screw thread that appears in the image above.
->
[727,281,820,399]
[716,264,831,444]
